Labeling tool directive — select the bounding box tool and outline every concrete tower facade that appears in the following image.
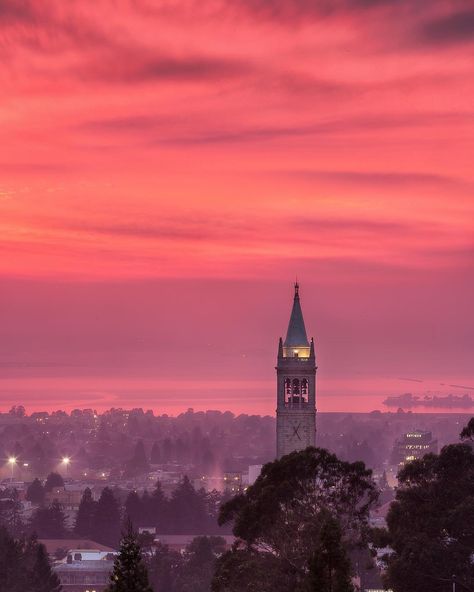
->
[276,283,317,458]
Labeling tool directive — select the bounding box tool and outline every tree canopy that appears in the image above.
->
[105,521,153,592]
[383,440,474,592]
[460,417,474,442]
[213,447,378,592]
[44,473,64,493]
[92,487,122,548]
[74,487,97,537]
[0,527,61,592]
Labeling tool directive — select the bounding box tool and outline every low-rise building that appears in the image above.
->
[54,558,115,592]
[51,544,118,592]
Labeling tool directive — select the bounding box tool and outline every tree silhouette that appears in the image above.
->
[124,491,142,528]
[169,476,208,534]
[150,441,161,464]
[27,542,62,592]
[383,442,474,592]
[105,521,153,592]
[92,487,121,548]
[75,487,97,537]
[150,480,168,531]
[214,447,378,592]
[30,501,67,538]
[26,479,45,505]
[460,417,474,441]
[0,528,61,592]
[44,473,64,493]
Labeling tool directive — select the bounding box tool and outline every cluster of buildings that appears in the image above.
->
[38,533,236,592]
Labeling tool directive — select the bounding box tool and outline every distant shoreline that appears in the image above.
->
[383,393,474,409]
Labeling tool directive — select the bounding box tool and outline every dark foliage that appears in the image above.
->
[460,416,474,441]
[30,501,67,539]
[74,487,97,537]
[26,479,45,505]
[0,527,61,592]
[105,521,153,592]
[147,536,227,592]
[214,447,378,591]
[91,487,122,548]
[383,441,474,592]
[44,473,64,493]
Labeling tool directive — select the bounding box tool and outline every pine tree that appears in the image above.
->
[105,521,153,592]
[150,441,161,464]
[169,476,207,534]
[124,491,142,528]
[75,487,97,536]
[30,501,67,538]
[26,479,45,505]
[27,543,62,592]
[44,472,64,493]
[150,480,168,531]
[92,487,121,548]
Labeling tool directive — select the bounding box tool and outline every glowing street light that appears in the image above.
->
[8,457,17,482]
[62,456,70,477]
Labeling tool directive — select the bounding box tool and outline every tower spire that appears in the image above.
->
[284,282,309,347]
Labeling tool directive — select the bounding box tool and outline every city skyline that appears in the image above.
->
[1,0,473,414]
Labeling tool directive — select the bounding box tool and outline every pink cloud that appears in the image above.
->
[0,0,473,412]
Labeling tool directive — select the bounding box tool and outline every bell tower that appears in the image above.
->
[276,283,317,458]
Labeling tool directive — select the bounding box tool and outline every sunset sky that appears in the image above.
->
[0,0,473,414]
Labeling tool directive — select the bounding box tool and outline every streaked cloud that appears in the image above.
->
[1,0,473,412]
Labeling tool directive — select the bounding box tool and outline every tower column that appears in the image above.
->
[276,283,317,459]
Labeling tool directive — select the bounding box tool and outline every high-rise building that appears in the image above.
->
[392,430,438,466]
[276,283,317,458]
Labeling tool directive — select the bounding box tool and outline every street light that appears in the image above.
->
[62,456,70,477]
[8,457,17,482]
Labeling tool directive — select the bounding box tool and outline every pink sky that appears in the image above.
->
[0,0,473,414]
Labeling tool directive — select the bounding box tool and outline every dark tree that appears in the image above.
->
[305,514,353,592]
[169,476,208,534]
[0,526,24,592]
[176,536,226,592]
[105,521,153,592]
[383,443,474,592]
[125,491,142,528]
[74,488,97,537]
[126,440,149,476]
[30,501,67,538]
[213,447,378,592]
[150,480,169,532]
[141,490,151,525]
[150,441,161,464]
[147,542,183,592]
[27,542,62,592]
[212,549,292,592]
[92,487,121,548]
[0,490,25,538]
[0,528,61,592]
[460,417,474,441]
[44,472,64,493]
[26,479,45,505]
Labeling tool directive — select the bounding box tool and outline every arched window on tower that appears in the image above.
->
[284,378,292,405]
[292,378,300,395]
[301,379,308,395]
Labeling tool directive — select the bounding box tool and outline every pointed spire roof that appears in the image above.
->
[284,282,309,347]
